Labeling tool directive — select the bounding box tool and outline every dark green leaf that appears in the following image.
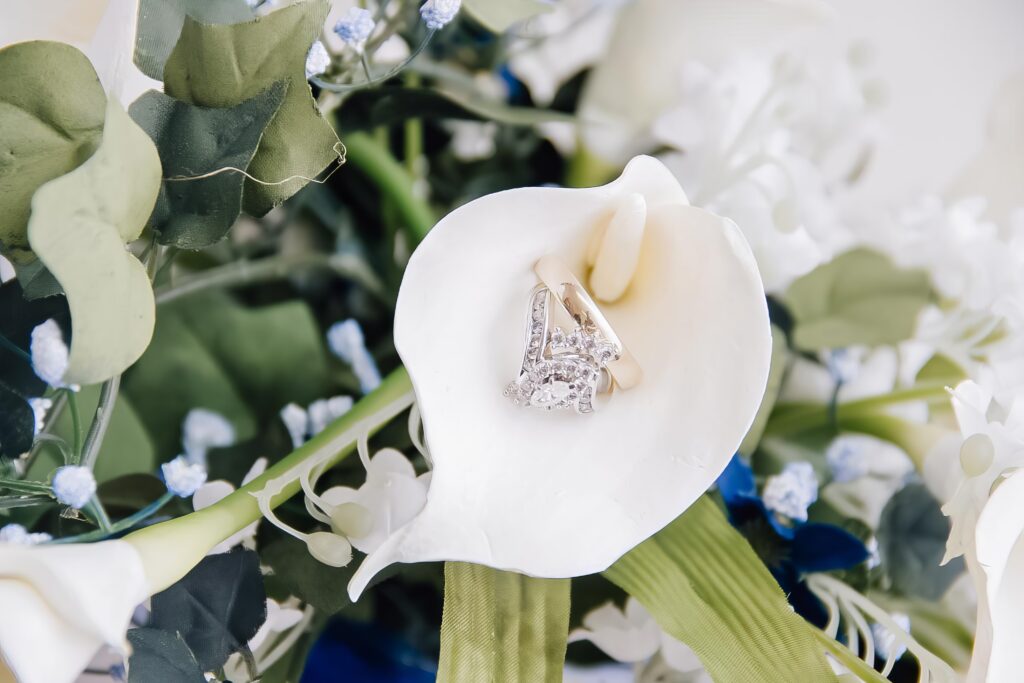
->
[129,83,287,248]
[150,549,267,671]
[127,628,207,683]
[122,291,331,461]
[0,280,70,398]
[0,385,34,458]
[783,249,933,351]
[134,0,255,80]
[877,484,965,600]
[163,0,341,215]
[0,41,106,262]
[12,260,63,300]
[262,533,355,615]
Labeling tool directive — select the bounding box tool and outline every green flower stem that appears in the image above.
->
[125,367,413,593]
[49,491,174,545]
[80,374,120,470]
[85,497,113,533]
[65,388,83,463]
[342,131,436,244]
[763,383,951,438]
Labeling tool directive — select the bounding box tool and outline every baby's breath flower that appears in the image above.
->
[762,462,818,523]
[52,465,97,509]
[28,397,52,435]
[334,7,376,50]
[420,0,461,30]
[30,319,69,387]
[826,436,866,483]
[0,523,52,545]
[161,456,208,498]
[280,402,310,449]
[308,396,354,436]
[327,319,382,394]
[181,408,235,466]
[305,40,331,79]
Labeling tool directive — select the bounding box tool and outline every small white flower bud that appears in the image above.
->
[334,7,376,50]
[420,0,461,30]
[28,397,53,435]
[305,40,331,79]
[307,396,354,436]
[306,531,353,567]
[327,319,382,394]
[30,319,69,387]
[280,403,310,448]
[52,465,97,509]
[181,408,235,466]
[762,461,818,523]
[0,523,52,545]
[161,456,208,498]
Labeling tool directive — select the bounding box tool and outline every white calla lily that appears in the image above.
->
[1,0,159,107]
[969,466,1024,683]
[578,0,832,165]
[347,155,771,598]
[0,541,149,683]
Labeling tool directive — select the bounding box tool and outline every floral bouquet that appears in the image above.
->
[0,0,1021,682]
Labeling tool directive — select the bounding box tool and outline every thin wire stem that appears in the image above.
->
[66,389,83,463]
[311,30,435,94]
[49,491,175,544]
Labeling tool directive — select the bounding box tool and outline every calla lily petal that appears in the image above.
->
[0,541,149,683]
[348,156,771,598]
[971,467,1024,682]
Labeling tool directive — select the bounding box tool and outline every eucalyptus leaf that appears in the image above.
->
[261,533,355,615]
[149,549,267,671]
[0,41,106,263]
[13,260,63,300]
[27,100,161,386]
[462,0,553,32]
[163,0,342,216]
[127,628,207,683]
[134,0,255,80]
[740,325,788,456]
[437,563,570,683]
[130,82,287,248]
[122,291,331,461]
[604,496,840,682]
[783,249,932,351]
[877,484,965,601]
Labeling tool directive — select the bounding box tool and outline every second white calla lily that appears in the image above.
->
[348,156,772,598]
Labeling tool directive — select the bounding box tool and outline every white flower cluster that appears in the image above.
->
[0,524,52,545]
[334,7,376,50]
[762,461,818,523]
[280,395,355,449]
[420,0,461,31]
[51,465,96,510]
[326,318,382,394]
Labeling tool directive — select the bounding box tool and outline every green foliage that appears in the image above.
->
[150,549,267,671]
[0,41,106,263]
[26,384,156,484]
[462,0,553,32]
[27,100,162,386]
[740,325,788,456]
[127,628,207,683]
[0,388,34,459]
[130,83,287,248]
[437,563,570,683]
[783,249,932,351]
[163,0,341,216]
[122,291,331,461]
[604,496,840,682]
[134,0,255,80]
[262,533,356,615]
[877,484,965,601]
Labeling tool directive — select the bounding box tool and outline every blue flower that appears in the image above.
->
[716,455,868,625]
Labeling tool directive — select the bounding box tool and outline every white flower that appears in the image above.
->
[193,458,268,554]
[30,319,69,387]
[822,434,914,528]
[870,612,910,662]
[161,456,208,498]
[0,541,150,683]
[0,524,51,545]
[446,121,498,161]
[762,461,818,522]
[28,397,52,435]
[52,465,97,509]
[307,396,354,436]
[578,0,833,165]
[826,436,866,484]
[347,156,771,599]
[305,40,331,79]
[334,7,375,50]
[969,466,1024,681]
[569,599,711,681]
[327,319,382,394]
[321,449,430,554]
[420,0,461,30]
[181,408,235,466]
[280,402,309,449]
[0,0,161,107]
[922,380,1024,564]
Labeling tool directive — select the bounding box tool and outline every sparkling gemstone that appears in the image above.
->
[530,380,573,407]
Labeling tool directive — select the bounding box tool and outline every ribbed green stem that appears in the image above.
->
[126,368,412,592]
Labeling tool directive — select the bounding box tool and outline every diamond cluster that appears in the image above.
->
[505,287,620,413]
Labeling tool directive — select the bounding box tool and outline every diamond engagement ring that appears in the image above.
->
[504,257,642,413]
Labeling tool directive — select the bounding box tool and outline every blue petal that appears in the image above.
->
[716,454,757,505]
[790,523,869,573]
[766,510,799,540]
